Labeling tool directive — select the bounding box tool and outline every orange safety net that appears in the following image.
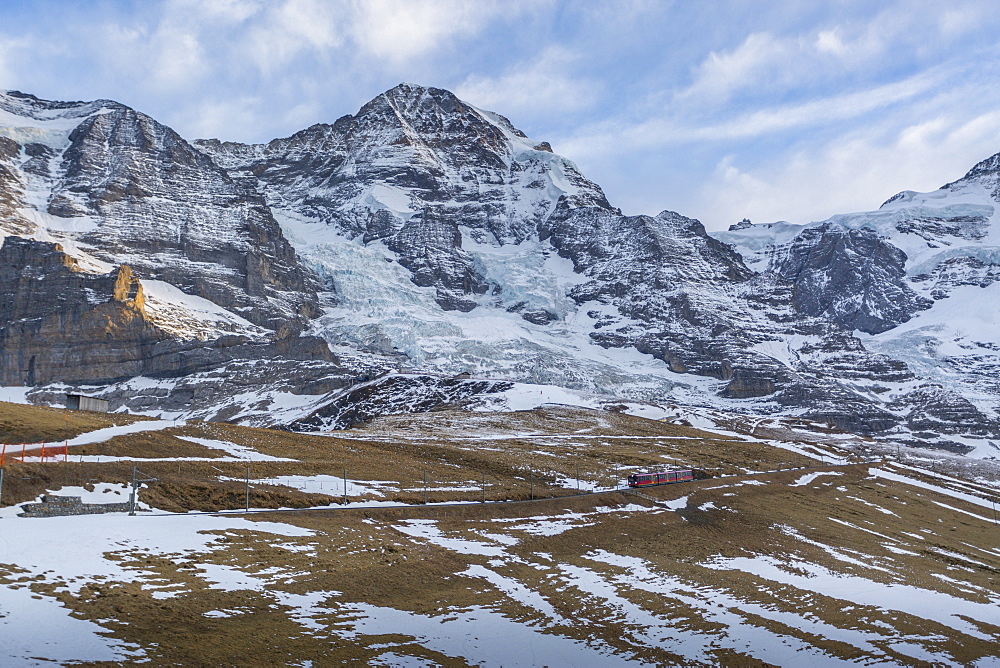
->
[0,442,69,464]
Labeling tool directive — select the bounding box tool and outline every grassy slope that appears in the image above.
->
[1,403,998,664]
[0,399,151,445]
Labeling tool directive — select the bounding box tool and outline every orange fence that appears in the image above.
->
[0,442,69,465]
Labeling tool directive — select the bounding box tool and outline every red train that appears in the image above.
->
[627,469,695,487]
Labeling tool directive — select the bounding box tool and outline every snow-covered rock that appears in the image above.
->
[4,82,1000,456]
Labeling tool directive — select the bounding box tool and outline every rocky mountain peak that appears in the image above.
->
[194,83,614,311]
[938,149,1000,201]
[0,89,116,120]
[7,83,1000,457]
[961,151,1000,180]
[371,82,529,141]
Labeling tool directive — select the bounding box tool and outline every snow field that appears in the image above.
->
[0,507,313,663]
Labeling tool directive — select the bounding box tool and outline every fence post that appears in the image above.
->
[529,470,533,500]
[343,468,348,505]
[423,470,427,505]
[576,462,580,492]
[40,442,45,462]
[0,468,4,506]
[1,443,5,467]
[245,466,250,513]
[128,465,138,516]
[482,473,486,503]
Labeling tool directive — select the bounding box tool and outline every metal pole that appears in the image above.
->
[423,470,427,504]
[482,473,486,503]
[128,465,137,516]
[245,466,250,513]
[993,499,997,525]
[576,462,580,492]
[343,468,348,505]
[529,470,533,500]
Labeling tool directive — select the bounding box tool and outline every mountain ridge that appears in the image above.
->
[1,83,999,458]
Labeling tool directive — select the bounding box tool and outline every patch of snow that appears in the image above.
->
[790,471,844,487]
[703,554,1000,640]
[174,436,295,462]
[391,520,507,557]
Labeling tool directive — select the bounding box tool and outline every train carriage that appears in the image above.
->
[627,469,695,487]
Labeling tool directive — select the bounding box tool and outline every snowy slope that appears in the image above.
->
[718,159,1000,451]
[4,83,1000,457]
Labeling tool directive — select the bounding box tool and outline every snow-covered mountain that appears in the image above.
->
[0,90,343,396]
[2,83,1000,458]
[718,159,1000,455]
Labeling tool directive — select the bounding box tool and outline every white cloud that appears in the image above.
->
[238,0,346,75]
[349,0,518,64]
[690,70,942,140]
[557,66,944,169]
[0,36,32,88]
[678,32,796,104]
[673,2,987,109]
[676,19,896,107]
[150,27,207,87]
[938,5,990,39]
[455,46,598,117]
[695,109,1000,229]
[172,95,264,140]
[175,0,262,24]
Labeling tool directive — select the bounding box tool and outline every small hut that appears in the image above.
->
[65,394,109,412]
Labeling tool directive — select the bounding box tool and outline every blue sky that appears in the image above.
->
[3,0,1000,230]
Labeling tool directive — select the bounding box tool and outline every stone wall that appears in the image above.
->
[17,494,136,517]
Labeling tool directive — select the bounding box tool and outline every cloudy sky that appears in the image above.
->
[3,0,1000,230]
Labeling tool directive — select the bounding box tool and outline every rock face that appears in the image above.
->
[0,90,321,332]
[195,83,613,312]
[776,225,932,333]
[0,236,338,388]
[4,83,1000,453]
[0,236,164,384]
[716,154,1000,450]
[291,374,514,431]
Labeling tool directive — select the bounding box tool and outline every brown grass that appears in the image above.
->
[0,399,151,445]
[2,401,998,664]
[17,464,996,665]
